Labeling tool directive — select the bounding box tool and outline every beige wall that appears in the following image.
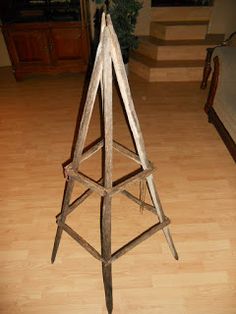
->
[135,0,236,37]
[89,0,97,38]
[208,0,236,37]
[135,0,151,36]
[88,0,151,37]
[224,0,236,37]
[0,29,11,67]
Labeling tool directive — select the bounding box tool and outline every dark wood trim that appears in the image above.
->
[208,107,236,162]
[201,31,236,89]
[201,47,214,89]
[204,55,236,162]
[204,56,219,113]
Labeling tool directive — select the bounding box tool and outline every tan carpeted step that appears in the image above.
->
[137,36,221,61]
[129,52,204,82]
[151,6,213,22]
[150,21,208,40]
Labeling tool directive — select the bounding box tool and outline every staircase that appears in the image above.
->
[130,7,224,82]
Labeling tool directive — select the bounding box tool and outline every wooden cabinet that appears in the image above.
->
[50,25,85,64]
[3,21,90,80]
[5,26,51,66]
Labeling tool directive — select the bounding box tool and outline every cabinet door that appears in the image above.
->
[6,29,51,66]
[50,26,87,65]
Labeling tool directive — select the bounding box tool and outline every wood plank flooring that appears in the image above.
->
[0,67,235,314]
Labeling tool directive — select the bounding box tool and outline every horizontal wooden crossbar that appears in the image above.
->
[64,164,154,197]
[57,188,94,220]
[57,217,170,265]
[113,140,141,164]
[121,190,157,215]
[81,139,104,163]
[109,166,154,196]
[57,186,158,231]
[109,217,170,264]
[80,139,150,166]
[65,165,106,196]
[57,220,106,263]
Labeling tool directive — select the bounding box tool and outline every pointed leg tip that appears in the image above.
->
[106,302,113,314]
[51,256,55,264]
[174,252,179,260]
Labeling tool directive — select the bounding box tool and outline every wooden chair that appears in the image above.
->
[203,32,236,162]
[201,31,236,89]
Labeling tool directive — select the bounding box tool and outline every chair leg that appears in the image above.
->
[201,48,213,89]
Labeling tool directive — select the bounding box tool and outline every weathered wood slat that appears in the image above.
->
[72,31,104,169]
[51,178,75,263]
[113,140,141,164]
[101,27,113,314]
[67,178,103,215]
[109,167,154,196]
[107,15,178,260]
[121,190,157,215]
[81,139,104,163]
[65,165,106,196]
[69,188,95,211]
[58,188,94,219]
[52,14,178,314]
[110,217,170,263]
[65,165,154,198]
[107,16,149,169]
[57,220,106,263]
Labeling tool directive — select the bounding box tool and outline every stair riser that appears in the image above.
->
[137,43,209,61]
[151,7,212,22]
[129,59,202,82]
[149,67,203,82]
[150,23,208,40]
[129,59,150,81]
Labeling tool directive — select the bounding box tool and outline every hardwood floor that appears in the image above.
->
[0,67,235,314]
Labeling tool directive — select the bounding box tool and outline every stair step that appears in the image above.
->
[150,21,208,40]
[137,36,221,61]
[129,52,204,82]
[151,6,213,22]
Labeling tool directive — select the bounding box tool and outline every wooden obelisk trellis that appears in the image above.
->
[51,13,178,314]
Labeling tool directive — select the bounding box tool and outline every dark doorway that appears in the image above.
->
[151,0,213,7]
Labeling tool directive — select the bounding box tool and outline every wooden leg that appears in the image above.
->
[51,225,63,264]
[51,178,74,263]
[100,27,113,313]
[146,175,178,260]
[107,18,178,261]
[101,196,113,314]
[102,263,113,314]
